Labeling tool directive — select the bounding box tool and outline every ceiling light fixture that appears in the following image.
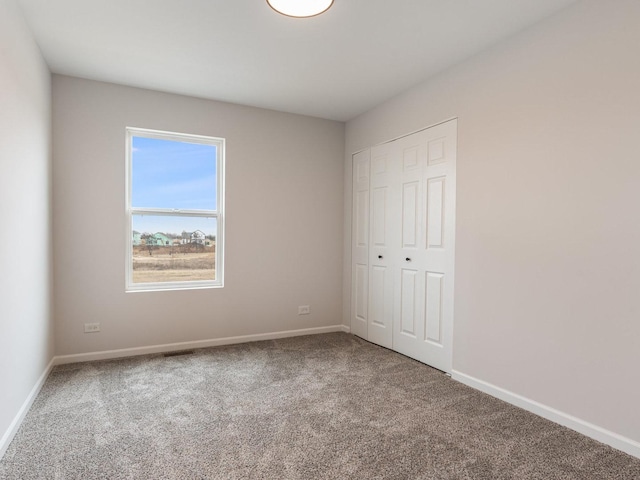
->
[267,0,334,18]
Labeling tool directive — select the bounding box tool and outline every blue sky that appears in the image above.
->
[131,136,218,235]
[132,136,217,210]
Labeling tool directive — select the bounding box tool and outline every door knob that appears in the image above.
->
[405,257,411,262]
[378,255,383,259]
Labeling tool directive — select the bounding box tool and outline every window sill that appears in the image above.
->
[126,282,223,293]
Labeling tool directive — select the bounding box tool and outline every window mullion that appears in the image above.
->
[130,208,217,218]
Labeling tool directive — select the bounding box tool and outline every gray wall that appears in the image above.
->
[344,0,640,444]
[52,76,345,355]
[0,0,53,450]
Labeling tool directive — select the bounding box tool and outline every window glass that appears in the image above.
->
[132,215,217,284]
[131,137,217,210]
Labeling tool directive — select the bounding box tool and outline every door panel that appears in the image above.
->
[393,119,456,373]
[367,143,398,349]
[426,177,445,249]
[351,150,370,339]
[355,264,368,323]
[400,268,419,337]
[356,190,368,247]
[402,181,419,248]
[392,131,427,363]
[372,187,388,246]
[427,137,447,165]
[425,272,444,345]
[370,266,388,327]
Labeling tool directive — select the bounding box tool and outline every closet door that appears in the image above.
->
[392,131,427,362]
[367,142,399,349]
[393,120,457,372]
[351,150,370,339]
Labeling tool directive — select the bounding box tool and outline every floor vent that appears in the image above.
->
[163,350,195,357]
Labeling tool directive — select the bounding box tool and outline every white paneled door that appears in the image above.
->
[351,119,456,373]
[367,141,399,349]
[392,121,456,372]
[350,150,370,339]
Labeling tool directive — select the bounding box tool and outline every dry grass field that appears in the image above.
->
[132,245,215,283]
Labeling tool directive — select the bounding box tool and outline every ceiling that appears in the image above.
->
[18,0,578,121]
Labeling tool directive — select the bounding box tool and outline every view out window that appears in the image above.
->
[126,128,224,291]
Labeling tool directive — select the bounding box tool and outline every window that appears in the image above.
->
[126,128,224,291]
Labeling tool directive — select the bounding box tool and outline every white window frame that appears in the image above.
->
[125,127,225,292]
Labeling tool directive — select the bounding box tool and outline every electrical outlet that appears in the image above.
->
[298,305,310,315]
[84,322,100,333]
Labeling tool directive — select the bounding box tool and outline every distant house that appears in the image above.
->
[190,230,206,245]
[152,232,171,246]
[179,231,191,245]
[132,232,141,246]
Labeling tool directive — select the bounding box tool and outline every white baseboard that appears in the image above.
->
[452,370,640,460]
[54,324,351,365]
[0,357,55,461]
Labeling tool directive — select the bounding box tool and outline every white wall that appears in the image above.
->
[53,76,344,356]
[0,0,53,452]
[344,0,640,447]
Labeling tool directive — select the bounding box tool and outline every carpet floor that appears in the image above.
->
[1,333,639,479]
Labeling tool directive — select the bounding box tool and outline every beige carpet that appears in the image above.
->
[1,333,639,479]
